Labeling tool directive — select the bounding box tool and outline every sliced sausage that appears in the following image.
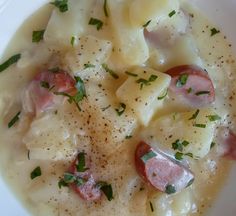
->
[217,127,236,160]
[23,69,76,114]
[135,141,194,194]
[68,154,101,201]
[166,65,215,107]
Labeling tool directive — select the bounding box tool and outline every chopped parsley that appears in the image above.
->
[210,142,216,149]
[71,36,76,46]
[63,172,77,183]
[30,166,42,180]
[58,179,68,189]
[158,89,168,100]
[101,105,111,111]
[165,184,176,194]
[115,103,126,116]
[189,109,200,120]
[75,76,87,100]
[186,178,194,187]
[32,30,45,43]
[0,54,21,73]
[55,76,86,111]
[169,10,176,18]
[207,114,221,121]
[125,135,132,139]
[96,182,114,201]
[176,74,188,87]
[193,123,206,128]
[143,20,151,28]
[84,63,95,69]
[54,92,82,111]
[125,71,138,77]
[76,152,89,172]
[141,151,157,163]
[195,91,210,96]
[8,111,21,128]
[136,75,158,90]
[103,0,108,17]
[174,152,193,160]
[210,28,220,36]
[102,64,119,79]
[149,201,154,212]
[40,81,50,89]
[89,18,103,30]
[50,0,68,12]
[187,87,192,94]
[172,139,189,152]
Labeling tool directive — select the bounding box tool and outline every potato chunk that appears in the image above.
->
[64,36,112,73]
[116,67,171,126]
[108,0,149,66]
[44,0,93,46]
[129,0,179,28]
[142,108,218,158]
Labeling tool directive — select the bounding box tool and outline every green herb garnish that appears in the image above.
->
[158,89,168,100]
[32,30,45,43]
[84,63,95,69]
[63,172,77,183]
[58,179,68,189]
[186,178,194,187]
[141,151,157,163]
[115,103,126,116]
[74,76,86,100]
[31,166,42,180]
[125,135,132,139]
[172,139,189,151]
[169,10,176,18]
[8,111,21,128]
[195,91,210,96]
[210,142,216,149]
[101,105,111,111]
[50,0,68,12]
[125,71,138,77]
[189,109,200,120]
[71,36,76,46]
[89,18,103,30]
[143,20,151,28]
[54,92,81,111]
[0,54,21,73]
[175,152,184,160]
[207,115,221,121]
[210,28,220,36]
[193,123,206,128]
[165,184,176,194]
[176,74,188,87]
[149,201,154,212]
[102,64,119,79]
[96,181,114,201]
[76,152,89,172]
[40,81,50,89]
[103,0,108,17]
[136,75,158,90]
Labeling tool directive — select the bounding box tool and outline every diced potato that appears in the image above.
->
[129,0,179,29]
[148,34,203,72]
[142,108,218,158]
[116,67,171,126]
[23,114,77,161]
[108,0,149,66]
[44,0,94,46]
[149,188,193,216]
[64,36,112,73]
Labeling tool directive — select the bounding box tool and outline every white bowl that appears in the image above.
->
[0,0,236,215]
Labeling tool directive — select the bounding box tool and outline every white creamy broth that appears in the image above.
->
[0,0,235,216]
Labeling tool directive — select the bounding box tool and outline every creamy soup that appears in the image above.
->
[0,0,236,216]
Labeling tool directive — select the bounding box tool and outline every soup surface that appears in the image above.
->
[0,0,236,215]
